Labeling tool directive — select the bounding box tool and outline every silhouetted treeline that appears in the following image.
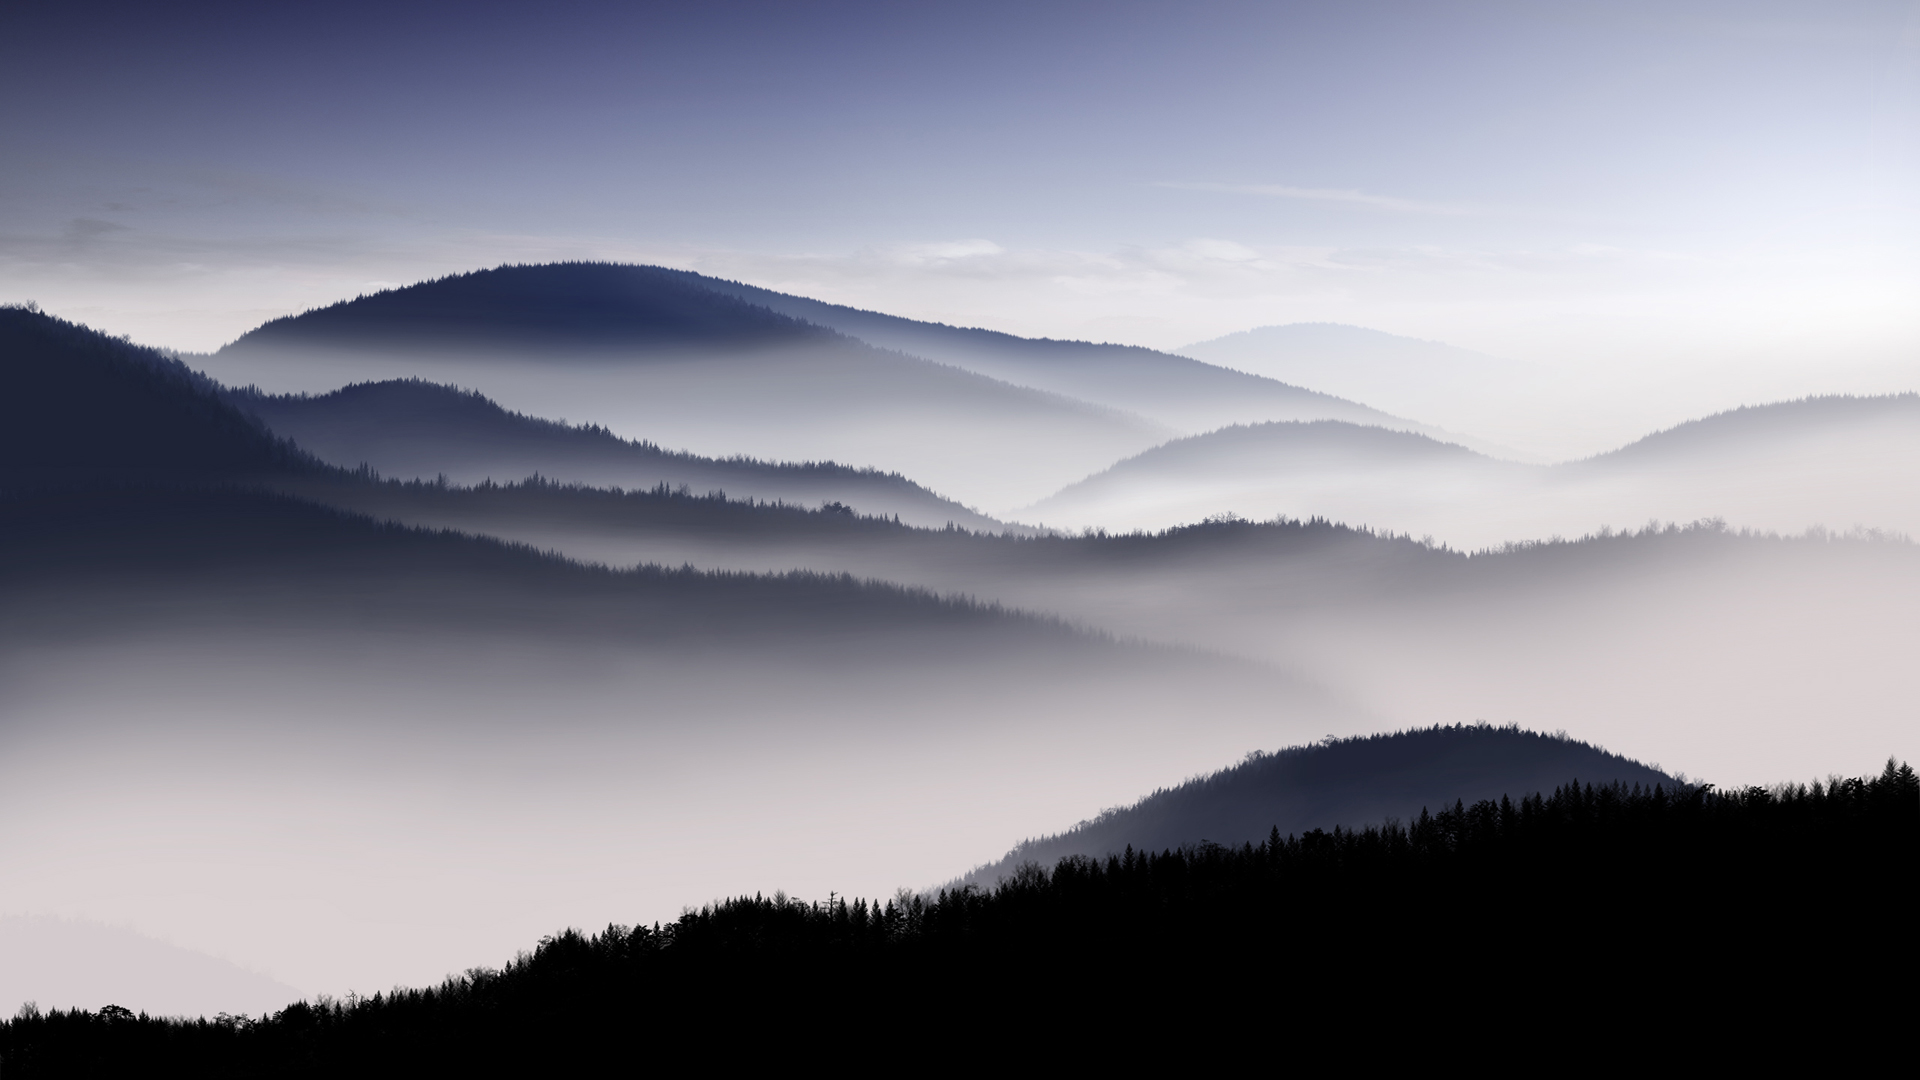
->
[5,762,1911,1074]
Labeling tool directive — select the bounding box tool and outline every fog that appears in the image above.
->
[291,480,1919,790]
[6,278,1916,1025]
[0,485,1349,1006]
[0,623,1342,1005]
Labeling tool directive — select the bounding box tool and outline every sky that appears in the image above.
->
[3,0,1917,397]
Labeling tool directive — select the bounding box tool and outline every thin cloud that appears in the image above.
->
[1156,181,1476,216]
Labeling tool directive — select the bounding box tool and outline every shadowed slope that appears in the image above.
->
[961,724,1676,886]
[228,264,822,354]
[0,307,312,489]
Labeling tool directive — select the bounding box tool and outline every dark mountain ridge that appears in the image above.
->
[960,723,1678,886]
[225,263,831,355]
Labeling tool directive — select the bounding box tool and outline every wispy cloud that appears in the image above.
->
[1155,181,1476,216]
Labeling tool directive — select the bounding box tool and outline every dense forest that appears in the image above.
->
[4,761,1911,1074]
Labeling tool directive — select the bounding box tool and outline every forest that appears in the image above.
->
[3,761,1911,1075]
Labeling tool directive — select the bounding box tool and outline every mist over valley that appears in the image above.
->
[3,5,1914,1051]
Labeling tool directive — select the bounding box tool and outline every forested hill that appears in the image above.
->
[0,306,313,489]
[961,724,1677,887]
[0,485,1074,653]
[228,379,1011,532]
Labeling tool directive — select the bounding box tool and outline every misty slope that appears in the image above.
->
[202,264,1167,510]
[1177,323,1554,456]
[963,725,1676,886]
[664,270,1432,439]
[1018,396,1920,547]
[323,477,1920,786]
[228,379,1009,532]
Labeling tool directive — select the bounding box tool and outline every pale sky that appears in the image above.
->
[3,0,1916,399]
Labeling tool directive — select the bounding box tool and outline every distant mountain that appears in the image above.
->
[1018,395,1920,547]
[961,725,1678,886]
[229,379,1011,532]
[661,271,1427,438]
[203,264,1168,511]
[1019,420,1535,538]
[1177,323,1554,457]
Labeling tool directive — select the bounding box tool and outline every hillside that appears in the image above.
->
[202,264,1169,511]
[228,379,1010,531]
[0,306,312,489]
[662,270,1424,437]
[962,724,1676,886]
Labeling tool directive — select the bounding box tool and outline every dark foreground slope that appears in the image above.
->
[227,379,1010,531]
[4,763,1911,1072]
[962,724,1676,886]
[0,307,311,490]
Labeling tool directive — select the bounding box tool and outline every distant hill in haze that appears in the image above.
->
[960,724,1679,887]
[203,263,1169,512]
[659,271,1430,439]
[229,379,1011,532]
[1018,396,1920,548]
[1176,323,1583,459]
[1019,419,1533,539]
[1579,393,1920,468]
